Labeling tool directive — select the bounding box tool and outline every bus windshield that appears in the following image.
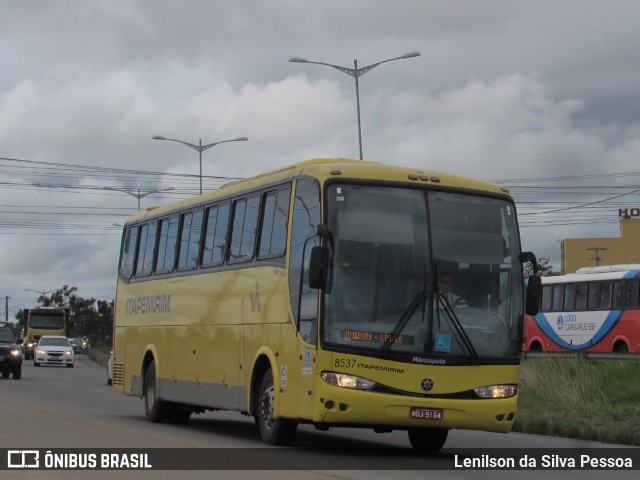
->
[29,313,65,329]
[321,184,524,361]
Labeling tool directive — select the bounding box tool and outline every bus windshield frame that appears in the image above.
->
[319,182,524,364]
[28,313,66,330]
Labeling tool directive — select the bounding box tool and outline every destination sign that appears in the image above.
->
[341,329,415,345]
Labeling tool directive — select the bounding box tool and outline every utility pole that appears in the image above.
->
[587,246,607,266]
[4,296,8,322]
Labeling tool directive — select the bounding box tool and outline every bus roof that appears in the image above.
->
[123,158,511,224]
[542,269,640,284]
[575,264,640,274]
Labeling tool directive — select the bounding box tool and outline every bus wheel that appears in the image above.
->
[407,428,449,451]
[529,342,543,353]
[167,404,192,424]
[614,342,629,353]
[144,360,169,423]
[256,369,297,445]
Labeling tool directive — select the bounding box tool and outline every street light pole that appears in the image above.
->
[24,289,54,301]
[103,187,175,211]
[289,51,420,160]
[152,135,248,195]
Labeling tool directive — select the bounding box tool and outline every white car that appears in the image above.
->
[107,350,113,385]
[34,336,74,368]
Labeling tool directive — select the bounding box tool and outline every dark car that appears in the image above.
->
[70,337,90,355]
[0,323,23,380]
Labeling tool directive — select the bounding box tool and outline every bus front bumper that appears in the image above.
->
[312,384,517,433]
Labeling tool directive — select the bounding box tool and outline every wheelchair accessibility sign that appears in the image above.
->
[434,334,451,352]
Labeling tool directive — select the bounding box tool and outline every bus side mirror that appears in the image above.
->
[308,246,329,290]
[525,275,541,316]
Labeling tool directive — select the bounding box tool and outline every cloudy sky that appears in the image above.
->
[2,0,640,318]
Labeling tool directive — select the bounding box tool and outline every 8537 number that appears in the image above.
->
[334,358,357,369]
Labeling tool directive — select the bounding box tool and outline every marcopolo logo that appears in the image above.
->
[7,450,40,469]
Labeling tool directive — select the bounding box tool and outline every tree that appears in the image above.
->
[524,257,560,277]
[537,258,561,277]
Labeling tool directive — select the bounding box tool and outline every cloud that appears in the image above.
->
[3,1,640,314]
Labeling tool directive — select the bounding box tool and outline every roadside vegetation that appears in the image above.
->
[89,344,111,367]
[514,358,640,446]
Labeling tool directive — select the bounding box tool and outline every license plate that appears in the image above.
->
[410,407,443,420]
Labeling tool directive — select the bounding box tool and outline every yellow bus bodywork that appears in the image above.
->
[113,158,520,436]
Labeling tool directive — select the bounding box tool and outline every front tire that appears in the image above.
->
[408,428,449,451]
[144,360,169,423]
[256,369,297,445]
[13,367,22,380]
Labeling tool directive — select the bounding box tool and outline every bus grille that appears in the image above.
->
[113,363,125,386]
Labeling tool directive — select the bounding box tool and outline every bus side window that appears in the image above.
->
[614,279,640,309]
[551,284,564,312]
[612,280,625,309]
[289,178,321,346]
[563,283,576,311]
[258,186,291,259]
[575,282,587,311]
[628,279,640,308]
[599,281,612,309]
[202,204,230,267]
[136,223,157,277]
[119,226,139,279]
[540,284,552,312]
[155,216,179,274]
[177,210,203,270]
[587,281,601,310]
[229,195,260,262]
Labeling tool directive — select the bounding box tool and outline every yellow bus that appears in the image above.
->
[112,158,540,450]
[22,307,70,360]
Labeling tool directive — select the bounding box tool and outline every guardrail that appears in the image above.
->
[523,352,640,362]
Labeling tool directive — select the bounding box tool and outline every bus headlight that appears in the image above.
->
[321,372,376,391]
[474,385,517,399]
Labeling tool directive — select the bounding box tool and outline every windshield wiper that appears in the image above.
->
[380,290,426,357]
[436,292,479,359]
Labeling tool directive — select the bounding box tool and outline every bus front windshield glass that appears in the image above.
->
[321,184,524,361]
[29,314,65,329]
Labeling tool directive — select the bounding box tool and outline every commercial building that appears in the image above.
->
[561,210,640,274]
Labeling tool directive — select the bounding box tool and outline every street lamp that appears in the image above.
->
[103,187,175,211]
[289,51,420,160]
[152,135,248,195]
[24,289,53,298]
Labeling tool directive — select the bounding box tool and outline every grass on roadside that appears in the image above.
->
[88,344,111,367]
[514,358,640,446]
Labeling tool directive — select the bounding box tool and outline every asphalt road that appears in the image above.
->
[1,355,636,480]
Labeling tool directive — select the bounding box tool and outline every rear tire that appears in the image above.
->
[167,404,192,424]
[256,369,297,445]
[144,360,169,423]
[614,342,629,353]
[408,428,449,451]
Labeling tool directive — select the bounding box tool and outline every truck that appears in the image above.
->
[22,307,71,360]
